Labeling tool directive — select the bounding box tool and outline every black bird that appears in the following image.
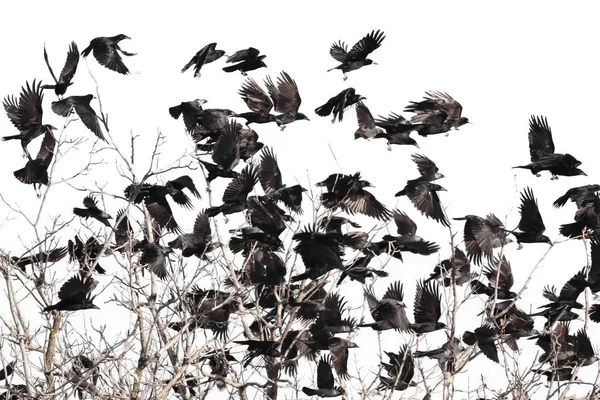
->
[328,336,359,379]
[404,91,469,136]
[280,330,313,376]
[337,253,388,285]
[453,214,511,266]
[425,247,476,287]
[505,187,552,247]
[470,255,517,300]
[513,115,586,179]
[259,146,306,214]
[318,172,392,221]
[535,269,587,330]
[199,349,237,389]
[43,273,99,312]
[234,340,281,367]
[139,242,172,280]
[379,345,417,391]
[410,280,446,335]
[3,80,57,160]
[81,34,135,75]
[360,281,410,331]
[411,154,445,182]
[311,293,356,334]
[414,337,465,373]
[264,71,310,130]
[112,209,136,252]
[222,47,266,75]
[378,210,440,256]
[302,356,345,398]
[181,42,225,78]
[354,101,384,140]
[559,196,600,239]
[68,235,107,275]
[73,195,112,227]
[553,184,600,209]
[169,99,207,133]
[396,181,449,227]
[13,130,56,194]
[462,324,501,363]
[327,29,385,80]
[315,88,365,123]
[0,360,15,382]
[11,246,68,273]
[486,302,539,347]
[533,323,598,368]
[42,41,79,97]
[51,95,105,141]
[290,225,345,282]
[168,211,219,259]
[205,164,259,219]
[374,112,422,149]
[236,77,278,126]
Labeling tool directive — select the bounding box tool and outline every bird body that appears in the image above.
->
[327,30,385,80]
[42,41,79,97]
[81,34,135,74]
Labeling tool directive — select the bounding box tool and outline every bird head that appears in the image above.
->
[437,322,448,330]
[434,173,445,180]
[459,117,470,127]
[116,34,131,41]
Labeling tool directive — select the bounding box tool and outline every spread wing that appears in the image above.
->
[347,29,385,61]
[239,78,273,116]
[528,115,554,161]
[59,41,79,83]
[274,71,301,115]
[330,41,348,62]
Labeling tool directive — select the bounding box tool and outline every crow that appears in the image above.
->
[68,235,107,275]
[3,80,57,160]
[379,210,440,256]
[81,34,135,74]
[205,164,258,218]
[337,253,388,285]
[505,187,552,247]
[258,147,306,214]
[405,91,469,136]
[168,211,219,259]
[553,184,600,209]
[169,99,208,133]
[396,181,448,227]
[410,280,446,335]
[11,246,68,273]
[360,281,410,331]
[462,324,501,363]
[44,273,99,312]
[181,42,225,78]
[470,255,517,300]
[414,337,465,373]
[513,115,586,179]
[453,214,511,266]
[290,225,345,282]
[13,130,56,195]
[426,247,476,287]
[354,101,383,140]
[374,112,422,149]
[264,71,310,129]
[315,88,365,123]
[327,29,385,80]
[310,293,356,334]
[73,195,112,227]
[222,47,266,75]
[51,95,105,141]
[379,345,417,391]
[112,209,136,252]
[302,356,345,397]
[234,340,281,367]
[42,41,79,97]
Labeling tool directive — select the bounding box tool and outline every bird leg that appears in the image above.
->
[279,125,287,132]
[535,173,541,177]
[343,73,348,81]
[241,71,248,77]
[517,243,523,250]
[551,175,559,180]
[387,143,392,152]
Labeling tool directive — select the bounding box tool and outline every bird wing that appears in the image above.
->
[114,209,134,247]
[328,339,350,378]
[412,154,439,179]
[274,71,301,115]
[17,80,44,131]
[239,78,273,116]
[73,97,105,141]
[36,131,57,166]
[559,269,588,301]
[528,115,555,161]
[347,29,385,61]
[43,44,59,83]
[144,195,179,233]
[211,121,240,170]
[59,41,80,83]
[82,195,98,209]
[364,287,381,311]
[329,41,348,62]
[342,190,392,221]
[258,147,283,195]
[168,175,201,198]
[93,40,129,74]
[487,255,514,291]
[3,95,20,128]
[222,164,258,204]
[383,281,405,303]
[51,98,73,117]
[518,187,546,235]
[316,356,335,390]
[392,210,417,236]
[227,47,259,63]
[142,244,168,279]
[575,329,595,359]
[58,274,92,302]
[181,43,211,74]
[192,211,211,245]
[407,183,449,227]
[423,91,463,125]
[355,101,376,130]
[413,280,442,324]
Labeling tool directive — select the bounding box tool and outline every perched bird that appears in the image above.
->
[410,280,446,335]
[302,356,345,398]
[396,181,448,227]
[327,30,385,80]
[425,247,475,287]
[354,101,383,140]
[374,112,422,149]
[513,115,586,179]
[222,47,266,75]
[3,80,57,160]
[360,281,410,331]
[81,34,135,75]
[379,345,416,391]
[258,147,306,214]
[453,214,511,266]
[42,41,79,97]
[404,91,469,136]
[73,195,112,227]
[470,255,517,300]
[315,88,365,123]
[181,42,225,78]
[43,273,99,312]
[13,130,56,194]
[505,187,552,247]
[11,246,68,273]
[51,95,105,141]
[553,184,600,209]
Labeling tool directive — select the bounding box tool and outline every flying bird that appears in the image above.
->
[410,280,446,335]
[374,112,422,149]
[43,273,99,312]
[453,214,511,265]
[222,47,266,75]
[51,95,105,141]
[3,80,56,160]
[264,71,310,129]
[396,181,449,227]
[302,356,345,398]
[13,130,56,194]
[42,41,79,97]
[404,91,469,136]
[505,187,552,248]
[553,184,600,209]
[470,255,517,300]
[379,346,416,391]
[259,147,306,214]
[353,101,383,140]
[315,88,365,123]
[513,115,586,179]
[205,164,259,219]
[169,99,208,133]
[81,34,135,74]
[327,29,386,80]
[168,211,220,259]
[360,281,411,331]
[181,42,225,78]
[73,195,112,227]
[11,246,68,273]
[425,247,475,286]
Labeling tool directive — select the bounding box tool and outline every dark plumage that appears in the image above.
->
[169,99,207,133]
[42,41,79,97]
[259,147,306,213]
[112,209,136,252]
[513,115,586,179]
[51,95,105,141]
[376,210,440,256]
[536,269,587,331]
[337,253,388,285]
[265,71,310,129]
[360,281,410,331]
[205,164,258,218]
[13,130,56,194]
[222,47,266,75]
[139,242,173,280]
[11,246,68,273]
[315,88,365,123]
[404,91,469,136]
[506,187,552,247]
[43,273,99,312]
[426,247,475,286]
[379,345,416,391]
[181,42,225,78]
[168,211,219,259]
[234,340,281,367]
[291,225,345,282]
[453,214,511,266]
[374,112,422,149]
[68,235,107,275]
[462,324,501,363]
[3,80,56,160]
[327,29,385,80]
[73,195,112,227]
[410,280,446,335]
[553,184,600,209]
[81,34,135,74]
[302,356,344,398]
[354,101,383,140]
[396,181,448,227]
[470,255,517,300]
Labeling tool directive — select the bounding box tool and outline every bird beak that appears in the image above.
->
[372,62,378,65]
[582,172,588,176]
[359,96,367,101]
[124,35,132,40]
[49,125,58,130]
[199,99,208,105]
[414,143,420,149]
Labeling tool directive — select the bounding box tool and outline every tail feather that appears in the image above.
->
[222,64,239,73]
[73,208,91,218]
[169,105,182,120]
[3,134,22,141]
[462,331,477,346]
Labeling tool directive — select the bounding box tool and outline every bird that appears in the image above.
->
[453,214,511,266]
[462,324,501,363]
[222,47,266,75]
[169,99,208,133]
[396,181,449,227]
[264,71,310,130]
[11,246,68,273]
[290,225,345,282]
[67,235,108,275]
[337,253,388,285]
[553,184,600,209]
[360,281,411,331]
[302,356,345,397]
[205,164,259,219]
[327,29,385,80]
[470,255,517,300]
[43,273,99,312]
[258,147,306,214]
[181,42,226,78]
[168,211,219,259]
[353,101,383,140]
[3,80,57,160]
[42,41,79,97]
[112,209,137,252]
[513,115,586,179]
[425,247,476,287]
[505,187,552,248]
[379,345,417,391]
[81,34,135,74]
[233,340,281,367]
[374,112,422,149]
[13,130,56,195]
[410,280,446,335]
[51,95,105,141]
[414,337,465,373]
[315,88,365,123]
[73,195,112,227]
[404,91,469,136]
[139,242,173,280]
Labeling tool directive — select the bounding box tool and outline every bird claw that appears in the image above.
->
[224,217,230,224]
[343,76,348,81]
[517,243,523,250]
[387,144,392,152]
[535,173,541,177]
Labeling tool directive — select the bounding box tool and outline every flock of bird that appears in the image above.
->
[2,30,600,399]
